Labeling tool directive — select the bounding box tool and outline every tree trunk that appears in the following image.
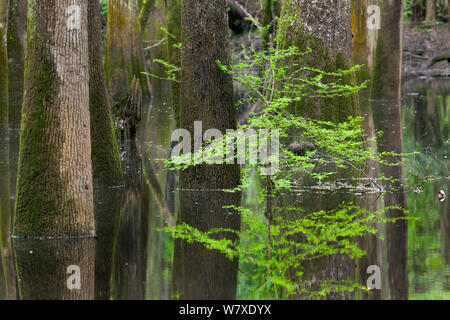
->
[88,0,124,187]
[180,0,241,190]
[351,0,379,84]
[14,0,95,238]
[176,0,241,299]
[279,0,359,122]
[106,0,146,134]
[370,0,409,300]
[426,0,436,22]
[371,0,404,101]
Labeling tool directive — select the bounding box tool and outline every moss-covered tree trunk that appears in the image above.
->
[175,0,241,299]
[105,0,146,135]
[88,0,123,187]
[370,0,408,300]
[167,0,181,127]
[180,0,241,190]
[279,0,359,122]
[278,0,361,299]
[14,0,95,238]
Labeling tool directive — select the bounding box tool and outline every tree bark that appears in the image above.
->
[88,0,124,187]
[176,0,241,299]
[180,0,241,190]
[14,0,95,238]
[279,0,359,122]
[351,0,379,84]
[106,0,146,120]
[370,0,409,300]
[425,0,437,22]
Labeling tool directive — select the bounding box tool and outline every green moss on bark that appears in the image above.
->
[14,52,63,236]
[279,0,359,123]
[89,0,124,187]
[105,0,147,105]
[14,0,94,237]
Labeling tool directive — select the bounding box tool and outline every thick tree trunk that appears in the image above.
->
[351,0,379,83]
[14,0,95,237]
[180,0,241,190]
[175,0,241,299]
[279,0,359,122]
[370,0,409,300]
[88,0,123,187]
